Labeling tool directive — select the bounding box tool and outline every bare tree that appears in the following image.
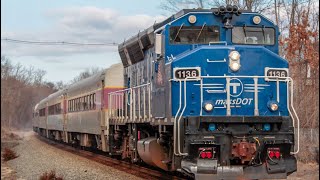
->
[54,81,67,90]
[160,0,273,13]
[70,67,103,84]
[1,56,56,129]
[160,0,206,14]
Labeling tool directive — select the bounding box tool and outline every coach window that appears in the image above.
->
[52,104,55,114]
[88,95,90,109]
[89,94,92,110]
[48,105,53,115]
[75,99,77,111]
[86,95,90,110]
[53,104,56,114]
[77,98,79,111]
[39,108,46,116]
[83,96,87,110]
[83,96,85,111]
[232,26,275,45]
[84,96,87,110]
[55,103,60,114]
[74,99,77,111]
[93,93,96,109]
[82,96,85,110]
[80,97,83,111]
[77,98,80,111]
[170,25,220,44]
[76,99,78,111]
[85,97,87,110]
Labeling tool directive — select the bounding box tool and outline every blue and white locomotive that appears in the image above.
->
[33,5,300,180]
[116,5,299,179]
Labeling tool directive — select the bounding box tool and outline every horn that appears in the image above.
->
[226,5,233,13]
[236,8,242,16]
[232,5,238,13]
[212,8,220,15]
[219,6,226,14]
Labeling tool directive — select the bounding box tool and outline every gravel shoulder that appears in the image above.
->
[287,161,319,180]
[3,131,142,180]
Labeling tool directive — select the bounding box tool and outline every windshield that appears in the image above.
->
[170,25,220,44]
[232,26,275,45]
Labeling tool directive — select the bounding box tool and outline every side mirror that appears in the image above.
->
[155,33,163,58]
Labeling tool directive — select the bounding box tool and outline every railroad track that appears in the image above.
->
[37,135,187,180]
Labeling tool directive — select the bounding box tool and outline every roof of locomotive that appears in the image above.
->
[118,8,254,50]
[117,8,254,67]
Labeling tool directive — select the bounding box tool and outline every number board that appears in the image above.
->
[173,67,201,80]
[264,67,289,81]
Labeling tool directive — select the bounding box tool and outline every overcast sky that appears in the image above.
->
[1,0,167,83]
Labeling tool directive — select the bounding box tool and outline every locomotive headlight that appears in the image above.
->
[229,51,240,61]
[270,103,279,111]
[203,103,213,112]
[229,61,241,71]
[268,100,279,111]
[253,16,261,25]
[229,51,241,71]
[188,15,197,24]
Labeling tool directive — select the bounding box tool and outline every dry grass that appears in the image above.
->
[1,128,22,141]
[2,147,18,161]
[297,146,317,163]
[39,170,63,180]
[296,132,319,163]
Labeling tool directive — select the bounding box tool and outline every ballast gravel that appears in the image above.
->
[7,132,143,180]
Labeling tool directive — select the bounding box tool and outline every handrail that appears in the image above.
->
[173,81,183,155]
[288,77,300,154]
[107,83,151,123]
[175,77,198,156]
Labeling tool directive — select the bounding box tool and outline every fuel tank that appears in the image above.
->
[137,137,169,171]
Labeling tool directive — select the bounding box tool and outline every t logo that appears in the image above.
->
[229,78,243,97]
[230,82,240,94]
